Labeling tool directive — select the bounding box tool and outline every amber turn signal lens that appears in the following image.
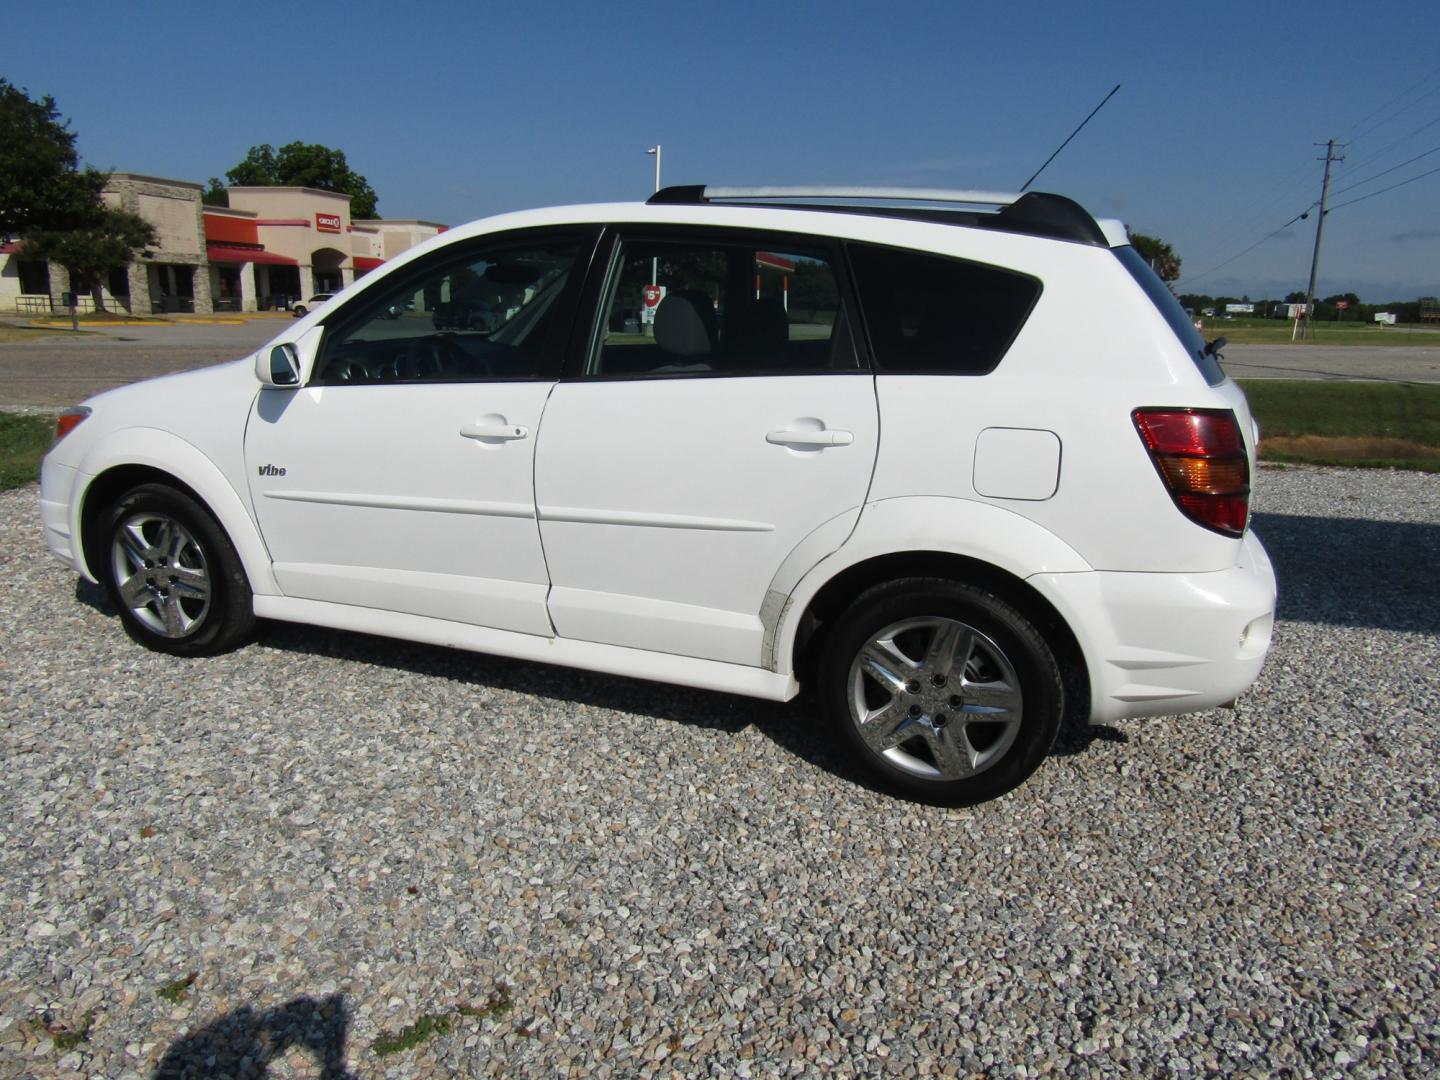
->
[54,406,91,444]
[1133,407,1250,537]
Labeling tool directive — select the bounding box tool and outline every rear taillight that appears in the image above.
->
[53,406,91,444]
[1132,408,1250,537]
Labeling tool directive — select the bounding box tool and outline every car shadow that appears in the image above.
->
[76,577,1122,789]
[1250,511,1440,634]
[153,993,352,1079]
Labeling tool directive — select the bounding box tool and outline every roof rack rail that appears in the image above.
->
[653,185,1022,207]
[646,184,1110,247]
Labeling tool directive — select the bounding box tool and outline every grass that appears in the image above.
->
[1207,318,1440,346]
[1239,379,1440,470]
[0,323,76,342]
[372,986,513,1058]
[26,1009,96,1052]
[372,1012,453,1057]
[155,972,198,1003]
[0,413,53,491]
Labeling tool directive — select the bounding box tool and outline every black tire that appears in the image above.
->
[291,306,306,318]
[817,577,1063,806]
[99,483,256,657]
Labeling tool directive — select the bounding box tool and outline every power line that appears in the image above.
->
[1344,111,1440,175]
[1328,142,1440,198]
[1326,162,1440,212]
[1344,70,1440,144]
[1181,219,1304,285]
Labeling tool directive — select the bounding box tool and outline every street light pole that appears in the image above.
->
[646,146,661,293]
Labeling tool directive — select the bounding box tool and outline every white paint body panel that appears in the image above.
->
[244,381,555,635]
[536,375,878,665]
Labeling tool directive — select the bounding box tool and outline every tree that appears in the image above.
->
[0,79,107,236]
[209,142,380,218]
[22,210,156,312]
[1127,230,1181,282]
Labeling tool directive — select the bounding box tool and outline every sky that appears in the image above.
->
[9,0,1439,302]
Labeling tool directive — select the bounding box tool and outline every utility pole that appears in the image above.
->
[1300,139,1344,341]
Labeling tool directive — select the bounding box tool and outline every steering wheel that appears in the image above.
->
[402,334,488,380]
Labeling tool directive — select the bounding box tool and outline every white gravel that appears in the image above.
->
[0,464,1436,1078]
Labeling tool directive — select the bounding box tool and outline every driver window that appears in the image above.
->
[314,239,582,385]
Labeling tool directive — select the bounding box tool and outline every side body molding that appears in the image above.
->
[768,495,1094,673]
[73,427,278,596]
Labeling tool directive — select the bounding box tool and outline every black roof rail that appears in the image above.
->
[645,184,1110,247]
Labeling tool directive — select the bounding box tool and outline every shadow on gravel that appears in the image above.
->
[254,619,1115,793]
[1251,512,1440,635]
[77,574,1118,792]
[153,993,353,1079]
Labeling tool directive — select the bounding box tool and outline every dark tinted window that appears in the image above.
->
[587,237,858,377]
[848,244,1040,374]
[1115,245,1224,386]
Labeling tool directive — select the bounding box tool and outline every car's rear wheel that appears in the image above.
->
[291,305,307,318]
[100,484,256,656]
[818,577,1063,806]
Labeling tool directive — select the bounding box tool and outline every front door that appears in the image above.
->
[245,231,592,635]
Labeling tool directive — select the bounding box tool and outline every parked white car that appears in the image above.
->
[290,294,333,317]
[39,185,1276,804]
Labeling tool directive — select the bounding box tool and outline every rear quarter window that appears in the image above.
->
[847,243,1041,374]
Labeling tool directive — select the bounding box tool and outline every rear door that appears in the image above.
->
[534,227,878,666]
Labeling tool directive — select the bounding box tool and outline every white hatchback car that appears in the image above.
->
[290,293,333,317]
[39,186,1276,805]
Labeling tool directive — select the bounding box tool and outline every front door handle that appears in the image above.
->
[460,422,529,441]
[766,427,854,448]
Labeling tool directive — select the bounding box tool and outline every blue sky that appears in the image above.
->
[10,0,1439,301]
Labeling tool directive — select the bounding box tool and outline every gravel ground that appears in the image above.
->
[0,465,1436,1078]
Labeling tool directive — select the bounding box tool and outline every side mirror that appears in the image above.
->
[254,326,324,387]
[261,344,301,386]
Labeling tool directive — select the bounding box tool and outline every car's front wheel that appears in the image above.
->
[291,305,307,318]
[100,484,256,656]
[818,577,1063,806]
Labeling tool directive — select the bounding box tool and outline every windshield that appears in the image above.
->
[1115,246,1225,386]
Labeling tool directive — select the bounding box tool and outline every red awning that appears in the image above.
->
[207,243,297,266]
[354,256,384,271]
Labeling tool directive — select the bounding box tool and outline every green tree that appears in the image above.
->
[209,142,380,218]
[1127,230,1181,281]
[22,210,156,312]
[0,79,107,236]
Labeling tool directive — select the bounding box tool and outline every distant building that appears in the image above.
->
[0,173,446,316]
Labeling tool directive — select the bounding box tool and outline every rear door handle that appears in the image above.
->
[766,428,854,448]
[460,423,529,441]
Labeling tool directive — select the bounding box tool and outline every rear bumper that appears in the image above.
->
[1033,529,1276,723]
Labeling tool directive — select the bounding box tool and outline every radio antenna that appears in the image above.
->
[1021,83,1121,192]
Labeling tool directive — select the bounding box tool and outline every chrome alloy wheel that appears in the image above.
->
[109,512,213,638]
[847,616,1023,781]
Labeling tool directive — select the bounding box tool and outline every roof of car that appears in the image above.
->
[647,185,1114,247]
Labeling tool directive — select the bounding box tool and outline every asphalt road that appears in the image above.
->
[1,320,1438,407]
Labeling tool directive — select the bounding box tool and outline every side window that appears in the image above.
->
[587,236,856,377]
[314,238,583,385]
[848,243,1040,374]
